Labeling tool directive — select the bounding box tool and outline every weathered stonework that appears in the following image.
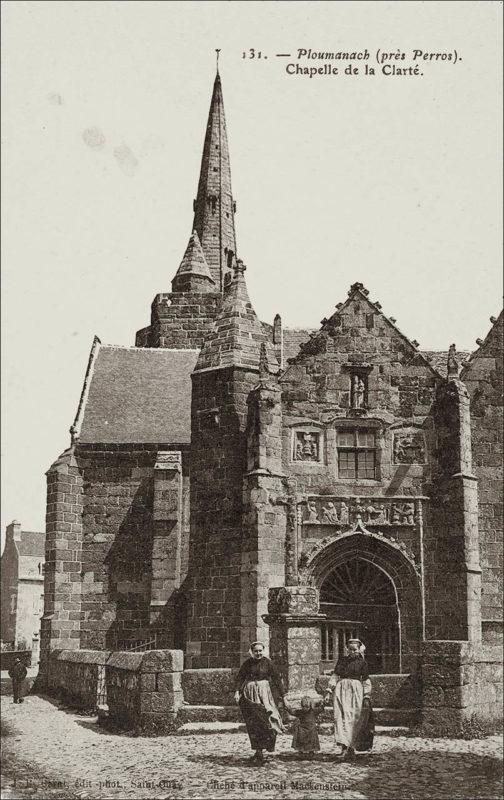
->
[461,313,503,644]
[38,71,502,734]
[106,649,184,732]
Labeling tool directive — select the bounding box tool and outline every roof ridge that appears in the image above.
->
[100,344,201,353]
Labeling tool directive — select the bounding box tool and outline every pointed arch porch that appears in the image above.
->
[305,528,423,674]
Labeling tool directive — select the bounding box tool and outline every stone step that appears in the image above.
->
[176,721,411,736]
[177,704,419,728]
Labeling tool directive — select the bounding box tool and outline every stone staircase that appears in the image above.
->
[175,703,419,735]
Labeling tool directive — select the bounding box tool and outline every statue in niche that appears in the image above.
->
[339,501,349,525]
[393,433,425,464]
[306,501,319,523]
[295,432,320,461]
[321,502,339,523]
[351,374,367,409]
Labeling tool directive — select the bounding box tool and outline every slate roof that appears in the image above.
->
[17,531,45,557]
[78,345,199,445]
[283,328,314,363]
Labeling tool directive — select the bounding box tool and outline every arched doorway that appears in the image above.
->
[306,530,423,675]
[319,558,400,674]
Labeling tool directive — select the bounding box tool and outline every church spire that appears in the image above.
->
[192,65,237,293]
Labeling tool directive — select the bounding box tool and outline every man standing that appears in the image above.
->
[8,657,28,704]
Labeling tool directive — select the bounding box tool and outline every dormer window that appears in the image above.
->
[338,429,376,479]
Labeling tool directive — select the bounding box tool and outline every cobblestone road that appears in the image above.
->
[1,696,502,800]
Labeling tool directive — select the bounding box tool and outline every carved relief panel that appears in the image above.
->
[392,431,426,464]
[292,429,323,463]
[303,496,416,527]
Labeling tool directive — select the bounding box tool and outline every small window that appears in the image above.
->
[338,429,376,479]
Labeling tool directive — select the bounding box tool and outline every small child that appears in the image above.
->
[286,695,324,759]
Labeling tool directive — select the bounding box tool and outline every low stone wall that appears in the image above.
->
[0,650,32,671]
[315,672,420,708]
[181,668,234,705]
[422,640,503,733]
[106,650,183,733]
[46,650,109,709]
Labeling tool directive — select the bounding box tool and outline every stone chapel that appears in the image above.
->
[38,69,503,723]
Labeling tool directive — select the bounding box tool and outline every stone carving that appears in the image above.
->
[301,527,420,575]
[303,496,416,527]
[365,502,387,525]
[393,432,425,464]
[321,501,338,523]
[447,343,459,378]
[351,374,367,409]
[390,502,414,526]
[294,431,320,462]
[306,501,319,523]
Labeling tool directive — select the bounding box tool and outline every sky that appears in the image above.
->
[1,1,502,542]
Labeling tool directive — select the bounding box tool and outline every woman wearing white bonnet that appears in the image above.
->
[324,638,373,760]
[234,641,285,764]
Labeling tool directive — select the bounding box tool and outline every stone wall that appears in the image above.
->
[76,444,190,651]
[186,368,257,669]
[106,649,183,732]
[45,649,109,709]
[136,292,221,350]
[461,312,503,643]
[421,640,503,732]
[40,448,84,682]
[0,650,32,671]
[181,668,235,705]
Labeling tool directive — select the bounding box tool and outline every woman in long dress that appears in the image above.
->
[324,638,372,761]
[234,641,285,764]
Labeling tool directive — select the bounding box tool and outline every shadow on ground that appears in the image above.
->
[187,746,503,799]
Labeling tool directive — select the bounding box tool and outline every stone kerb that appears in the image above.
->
[105,649,183,733]
[421,640,503,732]
[181,668,234,705]
[46,650,110,710]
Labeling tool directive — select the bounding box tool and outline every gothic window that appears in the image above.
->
[337,429,376,479]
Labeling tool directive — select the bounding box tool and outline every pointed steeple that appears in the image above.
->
[195,260,279,372]
[172,230,215,293]
[192,69,237,293]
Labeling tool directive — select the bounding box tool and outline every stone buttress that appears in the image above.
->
[186,262,281,668]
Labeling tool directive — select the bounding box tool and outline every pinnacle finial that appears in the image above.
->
[216,49,221,74]
[447,343,459,378]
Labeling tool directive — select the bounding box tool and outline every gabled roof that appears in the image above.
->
[76,344,199,445]
[283,283,442,377]
[17,531,45,557]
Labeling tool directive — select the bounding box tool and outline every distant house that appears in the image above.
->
[1,521,45,649]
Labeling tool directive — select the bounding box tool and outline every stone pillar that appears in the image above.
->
[263,586,326,699]
[38,447,84,688]
[421,640,503,733]
[149,452,183,640]
[106,649,183,733]
[241,365,286,658]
